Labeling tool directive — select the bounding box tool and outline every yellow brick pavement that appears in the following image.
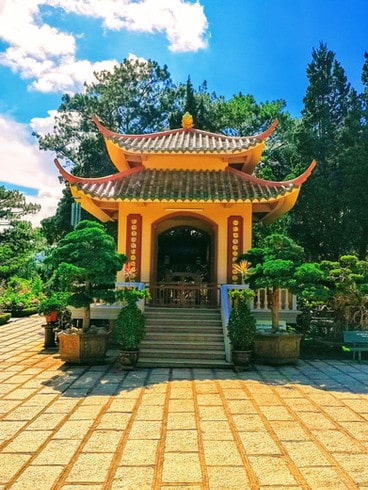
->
[1,316,368,489]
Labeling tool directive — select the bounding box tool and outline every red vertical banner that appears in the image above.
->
[227,216,243,284]
[126,214,142,281]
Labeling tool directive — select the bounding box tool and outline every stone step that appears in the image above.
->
[145,321,222,330]
[139,347,226,360]
[145,309,220,319]
[141,339,225,350]
[146,323,222,335]
[137,357,232,369]
[139,307,227,367]
[144,332,224,342]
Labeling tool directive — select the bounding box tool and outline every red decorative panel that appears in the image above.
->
[125,214,142,281]
[227,216,243,284]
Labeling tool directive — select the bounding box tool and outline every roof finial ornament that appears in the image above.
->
[182,112,194,129]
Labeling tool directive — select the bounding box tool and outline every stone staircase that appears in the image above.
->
[138,307,231,368]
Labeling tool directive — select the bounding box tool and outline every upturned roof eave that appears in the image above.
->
[92,115,278,145]
[226,160,316,187]
[54,158,146,184]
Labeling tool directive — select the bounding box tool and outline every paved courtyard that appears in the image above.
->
[1,316,368,489]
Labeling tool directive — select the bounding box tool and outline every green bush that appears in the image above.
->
[0,275,42,315]
[0,312,11,325]
[115,289,149,350]
[227,289,256,350]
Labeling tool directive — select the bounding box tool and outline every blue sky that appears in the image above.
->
[0,0,367,225]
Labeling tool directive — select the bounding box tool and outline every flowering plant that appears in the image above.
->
[233,260,250,284]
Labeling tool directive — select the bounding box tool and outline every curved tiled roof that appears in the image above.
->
[69,168,297,203]
[93,116,278,155]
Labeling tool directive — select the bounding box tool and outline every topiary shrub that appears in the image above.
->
[227,289,256,350]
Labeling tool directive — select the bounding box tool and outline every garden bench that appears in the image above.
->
[343,331,368,361]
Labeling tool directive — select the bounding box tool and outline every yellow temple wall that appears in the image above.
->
[116,201,252,284]
[142,154,228,171]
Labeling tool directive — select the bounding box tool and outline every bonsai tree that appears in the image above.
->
[240,234,327,333]
[227,289,256,350]
[45,220,126,331]
[320,255,368,331]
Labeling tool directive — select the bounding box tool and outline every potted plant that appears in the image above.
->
[38,292,69,324]
[227,288,256,369]
[38,292,70,348]
[240,233,327,364]
[115,288,150,369]
[45,220,126,363]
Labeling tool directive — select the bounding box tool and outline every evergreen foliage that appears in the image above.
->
[44,220,126,331]
[227,289,256,350]
[241,234,327,331]
[0,186,40,222]
[115,289,149,350]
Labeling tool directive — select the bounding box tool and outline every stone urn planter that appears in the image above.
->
[254,331,302,365]
[231,349,253,369]
[57,329,110,364]
[117,348,140,370]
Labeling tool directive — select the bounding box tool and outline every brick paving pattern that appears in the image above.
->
[1,316,368,489]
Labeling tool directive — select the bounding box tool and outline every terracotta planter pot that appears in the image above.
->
[57,332,109,364]
[254,332,302,365]
[45,311,58,324]
[117,348,140,370]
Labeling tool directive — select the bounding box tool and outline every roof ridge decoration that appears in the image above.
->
[182,112,194,129]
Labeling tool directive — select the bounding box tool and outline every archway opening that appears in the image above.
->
[157,226,210,283]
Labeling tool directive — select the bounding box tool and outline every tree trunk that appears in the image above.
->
[83,280,91,332]
[83,306,90,332]
[271,288,280,332]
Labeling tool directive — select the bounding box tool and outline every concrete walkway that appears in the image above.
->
[1,317,368,489]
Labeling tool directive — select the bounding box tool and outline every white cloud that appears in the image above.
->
[47,0,208,51]
[0,0,208,93]
[0,114,63,226]
[30,110,59,135]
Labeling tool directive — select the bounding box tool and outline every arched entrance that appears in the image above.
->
[150,215,218,307]
[157,226,210,282]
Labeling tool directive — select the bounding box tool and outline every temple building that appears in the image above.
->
[55,113,315,308]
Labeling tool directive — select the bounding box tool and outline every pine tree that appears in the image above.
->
[290,43,353,260]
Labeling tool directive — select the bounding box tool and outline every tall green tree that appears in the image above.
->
[289,43,353,260]
[0,186,40,223]
[0,221,45,281]
[339,53,368,257]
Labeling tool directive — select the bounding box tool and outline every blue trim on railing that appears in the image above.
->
[115,281,145,291]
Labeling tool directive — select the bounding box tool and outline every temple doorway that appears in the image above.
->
[150,216,217,307]
[157,226,210,283]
